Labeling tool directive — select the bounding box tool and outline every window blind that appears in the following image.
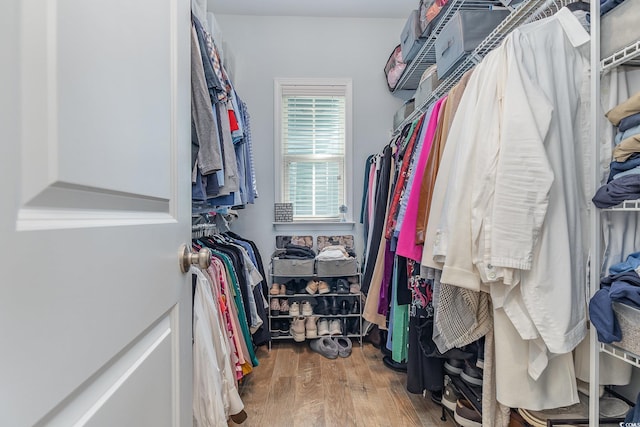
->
[281,93,346,219]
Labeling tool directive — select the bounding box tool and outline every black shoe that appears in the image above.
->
[330,296,339,315]
[285,280,296,295]
[279,320,290,335]
[444,358,465,376]
[340,300,350,315]
[315,297,329,315]
[270,321,280,337]
[430,390,442,406]
[336,279,350,294]
[350,298,360,314]
[460,360,483,387]
[382,355,407,372]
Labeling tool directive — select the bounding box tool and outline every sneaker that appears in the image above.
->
[442,381,460,411]
[336,279,350,294]
[317,318,330,336]
[289,301,300,316]
[269,283,281,295]
[279,319,290,335]
[460,360,483,387]
[279,284,287,295]
[349,283,361,294]
[317,280,331,295]
[290,317,306,342]
[305,280,319,295]
[309,336,339,359]
[347,276,359,284]
[305,316,318,339]
[279,299,290,315]
[270,320,280,338]
[329,319,342,335]
[285,280,296,295]
[454,398,482,427]
[301,300,313,316]
[270,298,281,316]
[444,358,465,376]
[333,336,352,357]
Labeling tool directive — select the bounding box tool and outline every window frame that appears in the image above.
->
[274,78,353,222]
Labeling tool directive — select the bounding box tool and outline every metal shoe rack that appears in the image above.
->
[267,269,363,350]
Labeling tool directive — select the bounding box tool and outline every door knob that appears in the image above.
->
[179,244,211,273]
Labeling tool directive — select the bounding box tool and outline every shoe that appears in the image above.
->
[290,317,306,342]
[349,283,361,294]
[285,280,296,295]
[460,360,483,387]
[305,279,319,295]
[270,298,281,316]
[347,318,360,335]
[333,336,352,357]
[444,358,465,376]
[305,316,318,339]
[454,398,482,427]
[279,299,290,315]
[347,276,359,284]
[350,298,360,314]
[430,390,442,406]
[309,337,339,359]
[289,301,300,316]
[279,319,290,335]
[315,297,329,315]
[329,319,342,335]
[270,320,280,337]
[317,280,331,294]
[317,318,330,336]
[301,300,313,316]
[442,382,460,411]
[382,355,407,372]
[336,279,350,294]
[330,296,339,315]
[340,300,350,315]
[269,283,281,295]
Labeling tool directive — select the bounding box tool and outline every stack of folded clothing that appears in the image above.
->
[593,91,640,208]
[315,245,355,261]
[589,251,640,343]
[274,243,316,260]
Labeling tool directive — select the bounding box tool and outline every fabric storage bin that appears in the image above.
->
[393,100,415,129]
[435,10,509,78]
[400,10,426,63]
[272,258,315,276]
[601,0,640,59]
[612,301,640,356]
[316,258,358,277]
[414,65,441,107]
[384,44,407,91]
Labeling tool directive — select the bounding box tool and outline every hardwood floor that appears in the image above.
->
[230,341,456,427]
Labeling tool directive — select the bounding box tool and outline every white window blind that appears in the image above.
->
[278,83,349,220]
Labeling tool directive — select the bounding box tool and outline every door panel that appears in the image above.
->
[1,0,192,426]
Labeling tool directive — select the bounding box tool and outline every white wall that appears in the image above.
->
[216,14,405,261]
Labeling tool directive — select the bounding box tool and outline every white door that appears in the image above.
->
[0,1,192,426]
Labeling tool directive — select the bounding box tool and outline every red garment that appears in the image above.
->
[228,109,240,132]
[384,115,425,240]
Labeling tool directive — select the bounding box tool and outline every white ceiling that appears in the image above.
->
[207,0,416,19]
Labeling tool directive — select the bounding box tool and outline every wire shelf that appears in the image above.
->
[392,0,579,135]
[600,343,640,368]
[602,199,640,211]
[393,0,503,92]
[602,40,640,73]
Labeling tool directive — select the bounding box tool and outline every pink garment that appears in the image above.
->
[396,97,447,262]
[368,159,377,224]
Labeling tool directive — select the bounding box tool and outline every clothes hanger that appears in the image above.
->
[566,1,589,12]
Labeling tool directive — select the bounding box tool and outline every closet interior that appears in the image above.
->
[189,0,640,425]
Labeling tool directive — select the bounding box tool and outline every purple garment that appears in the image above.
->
[378,241,394,316]
[592,174,640,208]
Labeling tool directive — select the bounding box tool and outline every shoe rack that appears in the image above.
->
[267,271,363,350]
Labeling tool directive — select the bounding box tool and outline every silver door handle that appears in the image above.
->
[179,244,211,273]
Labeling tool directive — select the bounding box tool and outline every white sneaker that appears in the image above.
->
[290,317,306,342]
[329,319,342,336]
[301,300,313,316]
[305,316,318,339]
[289,301,300,316]
[317,318,330,336]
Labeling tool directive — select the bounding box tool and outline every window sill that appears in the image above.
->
[272,221,356,232]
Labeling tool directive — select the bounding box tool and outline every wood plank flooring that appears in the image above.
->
[230,341,456,427]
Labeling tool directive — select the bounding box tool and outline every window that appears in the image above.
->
[275,78,352,221]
